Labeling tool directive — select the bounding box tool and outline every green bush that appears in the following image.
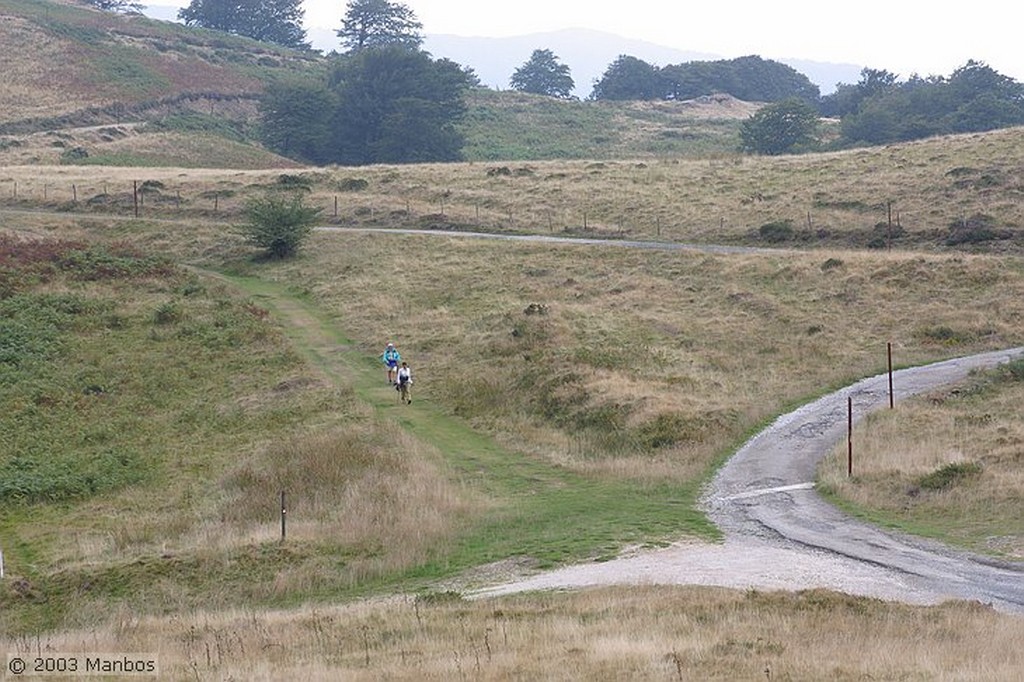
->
[918,461,982,491]
[759,220,795,243]
[238,192,322,259]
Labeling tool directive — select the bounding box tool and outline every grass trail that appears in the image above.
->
[218,271,718,577]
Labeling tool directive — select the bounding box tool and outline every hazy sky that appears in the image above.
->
[164,0,1024,81]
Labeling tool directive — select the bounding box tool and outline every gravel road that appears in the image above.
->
[475,348,1024,615]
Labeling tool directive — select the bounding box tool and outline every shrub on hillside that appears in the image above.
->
[238,192,322,259]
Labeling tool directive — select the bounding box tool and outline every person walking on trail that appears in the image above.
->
[395,361,413,404]
[381,342,401,384]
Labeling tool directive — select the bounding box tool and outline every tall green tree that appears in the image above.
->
[336,0,422,52]
[178,0,309,49]
[327,46,472,164]
[590,55,663,100]
[510,49,575,99]
[259,79,337,164]
[739,98,820,155]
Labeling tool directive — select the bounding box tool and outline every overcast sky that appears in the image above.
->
[163,0,1024,82]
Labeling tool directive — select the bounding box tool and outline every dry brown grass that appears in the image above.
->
[3,129,1024,672]
[0,14,107,121]
[5,586,1021,680]
[31,409,478,589]
[4,125,1024,249]
[250,233,1024,486]
[821,365,1024,558]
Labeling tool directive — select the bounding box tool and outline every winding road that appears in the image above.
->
[474,347,1024,614]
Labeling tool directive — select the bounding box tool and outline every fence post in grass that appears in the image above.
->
[133,180,139,218]
[887,201,893,250]
[0,545,4,579]
[847,396,853,477]
[72,184,77,203]
[280,490,287,541]
[888,342,894,409]
[334,195,338,217]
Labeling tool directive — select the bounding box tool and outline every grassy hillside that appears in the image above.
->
[0,0,320,167]
[1,133,1023,676]
[0,0,760,167]
[2,12,1023,674]
[0,0,320,127]
[460,89,756,161]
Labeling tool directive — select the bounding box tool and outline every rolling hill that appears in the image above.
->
[1,0,768,167]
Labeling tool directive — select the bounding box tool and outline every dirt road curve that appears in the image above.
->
[476,348,1024,615]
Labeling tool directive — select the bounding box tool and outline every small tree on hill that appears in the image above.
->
[740,98,820,155]
[238,192,321,258]
[337,0,423,52]
[591,55,663,100]
[510,49,575,99]
[84,0,144,14]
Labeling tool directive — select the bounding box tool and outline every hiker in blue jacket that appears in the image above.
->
[381,342,401,384]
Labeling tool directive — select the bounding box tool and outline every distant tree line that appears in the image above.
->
[107,0,1024,162]
[592,53,1024,154]
[591,54,820,105]
[823,61,1024,145]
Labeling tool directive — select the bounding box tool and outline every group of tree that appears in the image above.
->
[259,0,474,165]
[742,60,1024,155]
[824,61,1024,145]
[177,0,310,49]
[591,54,820,105]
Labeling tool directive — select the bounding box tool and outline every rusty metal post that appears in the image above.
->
[847,396,853,477]
[888,342,894,409]
[280,490,286,541]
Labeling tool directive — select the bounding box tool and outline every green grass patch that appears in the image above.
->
[917,461,982,491]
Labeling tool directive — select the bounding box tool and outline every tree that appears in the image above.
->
[590,55,664,100]
[510,49,575,99]
[259,79,337,164]
[238,192,321,259]
[84,0,144,14]
[661,56,818,104]
[740,98,820,155]
[336,0,422,52]
[178,0,309,49]
[326,46,473,164]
